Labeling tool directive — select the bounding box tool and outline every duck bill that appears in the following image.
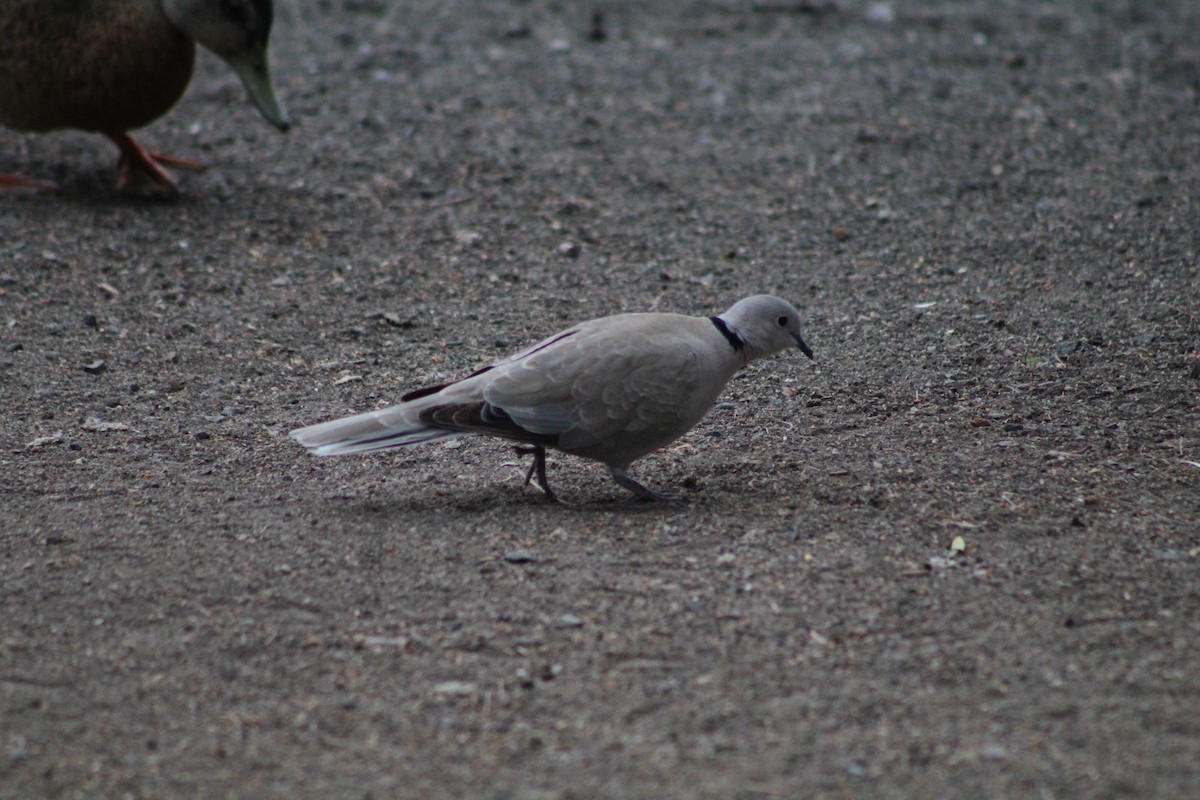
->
[227,44,291,131]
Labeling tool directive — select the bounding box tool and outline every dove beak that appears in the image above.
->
[794,333,815,361]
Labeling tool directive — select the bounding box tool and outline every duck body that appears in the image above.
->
[0,0,195,134]
[0,0,288,193]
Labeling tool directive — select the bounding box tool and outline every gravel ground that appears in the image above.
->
[2,1,1199,798]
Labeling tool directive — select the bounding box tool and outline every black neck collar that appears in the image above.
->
[710,316,745,351]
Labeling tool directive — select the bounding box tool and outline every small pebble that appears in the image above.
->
[865,3,894,24]
[1054,340,1079,357]
[504,549,538,564]
[433,681,477,696]
[588,10,606,41]
[24,432,63,449]
[82,418,128,432]
[980,743,1008,760]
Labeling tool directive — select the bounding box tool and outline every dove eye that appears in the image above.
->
[776,315,788,327]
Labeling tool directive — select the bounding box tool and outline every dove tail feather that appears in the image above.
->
[299,427,460,456]
[290,404,462,457]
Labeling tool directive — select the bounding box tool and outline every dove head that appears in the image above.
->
[719,295,815,362]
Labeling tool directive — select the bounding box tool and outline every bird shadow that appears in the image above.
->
[552,493,687,514]
[332,484,687,518]
[3,173,200,206]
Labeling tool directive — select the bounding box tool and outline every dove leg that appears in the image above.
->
[513,444,558,502]
[609,467,681,502]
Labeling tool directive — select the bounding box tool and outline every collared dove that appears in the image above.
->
[290,295,814,501]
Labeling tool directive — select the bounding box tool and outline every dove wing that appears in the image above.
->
[479,314,730,458]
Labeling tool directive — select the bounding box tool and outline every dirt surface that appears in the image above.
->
[3,1,1199,797]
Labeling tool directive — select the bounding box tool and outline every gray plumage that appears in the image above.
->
[290,295,814,501]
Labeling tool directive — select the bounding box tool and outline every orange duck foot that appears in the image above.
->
[106,132,206,195]
[0,173,60,192]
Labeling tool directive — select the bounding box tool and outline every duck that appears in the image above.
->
[0,0,290,194]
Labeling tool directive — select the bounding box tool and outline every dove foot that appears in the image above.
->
[513,444,559,503]
[611,473,682,503]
